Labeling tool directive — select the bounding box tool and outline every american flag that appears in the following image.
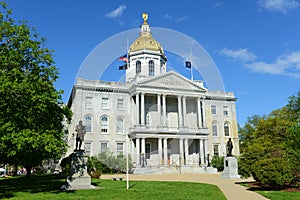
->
[118,54,128,63]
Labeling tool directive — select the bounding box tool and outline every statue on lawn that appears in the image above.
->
[226,138,233,157]
[75,120,86,151]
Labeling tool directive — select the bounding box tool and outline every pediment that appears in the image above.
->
[137,71,206,92]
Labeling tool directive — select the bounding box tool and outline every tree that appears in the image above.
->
[239,93,300,188]
[0,2,71,176]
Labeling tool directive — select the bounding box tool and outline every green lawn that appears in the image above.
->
[239,183,300,200]
[256,190,300,200]
[0,175,226,200]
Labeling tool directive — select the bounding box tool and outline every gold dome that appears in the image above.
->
[129,13,165,55]
[129,35,164,54]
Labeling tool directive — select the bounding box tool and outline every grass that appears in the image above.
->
[256,191,300,200]
[239,182,300,200]
[0,175,226,200]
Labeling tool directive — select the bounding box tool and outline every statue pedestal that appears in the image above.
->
[221,156,240,179]
[65,150,95,190]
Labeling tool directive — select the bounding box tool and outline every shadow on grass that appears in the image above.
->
[235,181,300,192]
[0,174,73,199]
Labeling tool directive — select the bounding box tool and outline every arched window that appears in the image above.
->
[224,122,230,136]
[116,118,124,133]
[84,115,92,132]
[136,60,141,75]
[101,116,108,133]
[212,121,218,136]
[149,60,154,76]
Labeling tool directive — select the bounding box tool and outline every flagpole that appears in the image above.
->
[126,38,129,190]
[190,48,193,81]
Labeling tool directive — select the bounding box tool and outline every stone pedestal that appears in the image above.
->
[221,156,240,179]
[65,150,95,190]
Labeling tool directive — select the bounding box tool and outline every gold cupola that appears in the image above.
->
[129,13,165,55]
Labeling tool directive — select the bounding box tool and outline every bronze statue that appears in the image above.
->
[75,120,86,150]
[226,138,233,157]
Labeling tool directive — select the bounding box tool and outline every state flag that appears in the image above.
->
[185,61,191,68]
[118,64,128,70]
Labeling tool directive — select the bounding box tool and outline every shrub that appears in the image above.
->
[60,155,72,176]
[86,156,103,179]
[211,156,224,172]
[252,158,293,189]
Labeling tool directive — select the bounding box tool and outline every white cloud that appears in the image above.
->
[105,5,127,18]
[163,13,189,22]
[245,51,300,77]
[213,2,223,8]
[219,48,257,62]
[164,13,173,20]
[176,16,189,22]
[258,0,300,13]
[220,48,300,78]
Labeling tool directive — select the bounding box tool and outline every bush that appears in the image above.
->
[86,156,103,179]
[86,150,133,176]
[252,158,294,189]
[211,156,224,172]
[60,155,72,176]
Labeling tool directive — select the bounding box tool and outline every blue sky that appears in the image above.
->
[5,0,300,125]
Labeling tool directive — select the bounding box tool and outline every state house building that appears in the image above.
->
[66,15,239,173]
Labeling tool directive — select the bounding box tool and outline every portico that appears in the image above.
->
[128,75,210,168]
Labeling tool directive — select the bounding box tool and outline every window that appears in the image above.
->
[213,144,219,156]
[84,142,91,156]
[117,143,124,154]
[101,98,109,109]
[223,106,229,116]
[100,142,108,152]
[117,99,124,110]
[212,122,218,136]
[101,116,108,133]
[85,97,93,108]
[211,105,216,115]
[136,60,141,74]
[224,122,230,136]
[84,115,92,132]
[149,60,154,76]
[116,118,124,133]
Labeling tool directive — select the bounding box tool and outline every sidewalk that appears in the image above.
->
[101,173,269,200]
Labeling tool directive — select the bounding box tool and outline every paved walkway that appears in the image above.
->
[101,173,269,200]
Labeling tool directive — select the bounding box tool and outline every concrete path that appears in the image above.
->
[101,173,269,200]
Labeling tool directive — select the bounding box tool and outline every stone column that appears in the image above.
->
[177,96,182,127]
[162,94,166,126]
[204,139,208,164]
[141,138,145,154]
[158,138,162,165]
[197,98,202,128]
[136,138,140,165]
[141,93,145,126]
[131,139,135,163]
[201,99,206,127]
[199,139,204,165]
[157,94,161,126]
[179,139,184,165]
[163,138,168,165]
[182,96,186,127]
[130,97,135,125]
[136,93,140,126]
[184,139,189,165]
